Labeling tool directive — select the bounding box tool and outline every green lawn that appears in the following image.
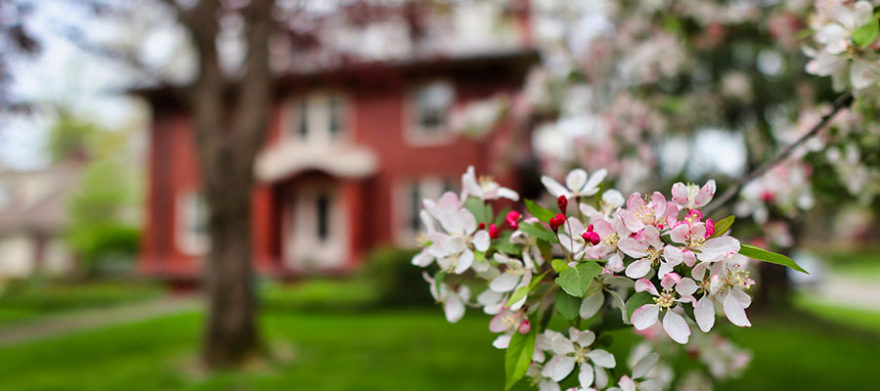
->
[0,304,877,391]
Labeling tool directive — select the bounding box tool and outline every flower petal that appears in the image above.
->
[631,304,660,330]
[625,259,652,279]
[579,290,604,319]
[542,355,576,382]
[587,349,616,368]
[695,295,716,332]
[662,310,691,344]
[723,292,752,327]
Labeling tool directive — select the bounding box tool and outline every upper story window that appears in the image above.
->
[177,191,209,255]
[408,80,455,143]
[286,91,348,144]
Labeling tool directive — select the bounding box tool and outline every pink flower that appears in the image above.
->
[671,180,716,209]
[620,192,677,233]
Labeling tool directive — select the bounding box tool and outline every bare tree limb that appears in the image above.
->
[704,92,854,217]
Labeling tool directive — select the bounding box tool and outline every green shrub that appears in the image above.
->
[360,246,433,307]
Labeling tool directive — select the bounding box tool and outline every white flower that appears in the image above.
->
[423,192,491,274]
[557,217,588,259]
[581,189,625,220]
[618,226,664,279]
[423,272,470,323]
[488,253,534,311]
[539,327,616,389]
[541,168,608,200]
[692,257,755,331]
[461,166,519,201]
[630,273,698,344]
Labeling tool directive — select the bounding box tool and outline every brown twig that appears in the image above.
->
[704,93,854,217]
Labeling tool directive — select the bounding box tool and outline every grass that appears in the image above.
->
[0,280,163,326]
[810,245,880,281]
[0,303,877,391]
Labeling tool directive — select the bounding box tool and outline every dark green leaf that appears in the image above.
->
[505,329,537,390]
[739,243,808,274]
[519,222,557,243]
[529,271,549,290]
[506,285,529,307]
[626,291,654,320]
[854,17,879,48]
[551,259,569,273]
[710,215,735,238]
[525,199,556,222]
[555,290,580,321]
[555,262,603,298]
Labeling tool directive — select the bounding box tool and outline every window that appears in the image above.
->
[316,191,330,242]
[177,192,209,255]
[0,181,10,209]
[409,81,454,142]
[397,177,457,246]
[286,92,347,143]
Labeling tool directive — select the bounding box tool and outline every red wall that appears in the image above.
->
[140,66,525,280]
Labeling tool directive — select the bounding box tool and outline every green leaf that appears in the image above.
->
[505,329,537,390]
[853,17,879,48]
[555,262,602,298]
[555,290,581,321]
[739,243,808,274]
[551,259,569,273]
[710,215,735,238]
[494,207,511,226]
[518,222,557,243]
[525,199,556,222]
[474,251,485,264]
[529,271,549,290]
[506,285,530,307]
[626,291,654,320]
[464,197,491,223]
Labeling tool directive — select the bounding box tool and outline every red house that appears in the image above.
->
[136,50,538,281]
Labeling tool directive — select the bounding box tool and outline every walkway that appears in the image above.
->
[0,296,200,348]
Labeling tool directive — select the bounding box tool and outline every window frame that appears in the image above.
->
[406,80,456,145]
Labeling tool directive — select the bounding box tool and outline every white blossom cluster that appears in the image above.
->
[413,166,766,391]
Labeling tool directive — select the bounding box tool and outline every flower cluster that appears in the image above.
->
[412,166,790,391]
[805,1,880,93]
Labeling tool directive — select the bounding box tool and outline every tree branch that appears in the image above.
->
[704,92,854,217]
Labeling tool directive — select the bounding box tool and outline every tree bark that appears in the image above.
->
[173,0,273,369]
[202,175,260,367]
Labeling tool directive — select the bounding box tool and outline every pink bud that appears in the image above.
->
[518,318,531,334]
[587,224,594,232]
[557,195,568,213]
[505,210,521,230]
[705,219,715,238]
[489,223,500,239]
[477,222,486,230]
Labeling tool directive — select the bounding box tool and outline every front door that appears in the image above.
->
[285,182,348,271]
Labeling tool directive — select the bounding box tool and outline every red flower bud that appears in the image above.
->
[489,223,500,239]
[557,195,568,213]
[582,231,600,245]
[549,214,566,232]
[587,224,594,232]
[478,222,486,230]
[505,210,521,230]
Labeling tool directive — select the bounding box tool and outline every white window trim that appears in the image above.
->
[176,191,210,256]
[405,79,456,146]
[282,90,350,145]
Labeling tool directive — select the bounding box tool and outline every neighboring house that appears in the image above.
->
[0,164,82,277]
[135,49,539,281]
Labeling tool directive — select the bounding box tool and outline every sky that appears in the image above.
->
[0,1,147,170]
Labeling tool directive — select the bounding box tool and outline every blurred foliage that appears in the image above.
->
[0,280,162,325]
[46,111,98,163]
[56,112,142,277]
[359,246,433,307]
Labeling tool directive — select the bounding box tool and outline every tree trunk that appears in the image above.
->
[202,175,260,367]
